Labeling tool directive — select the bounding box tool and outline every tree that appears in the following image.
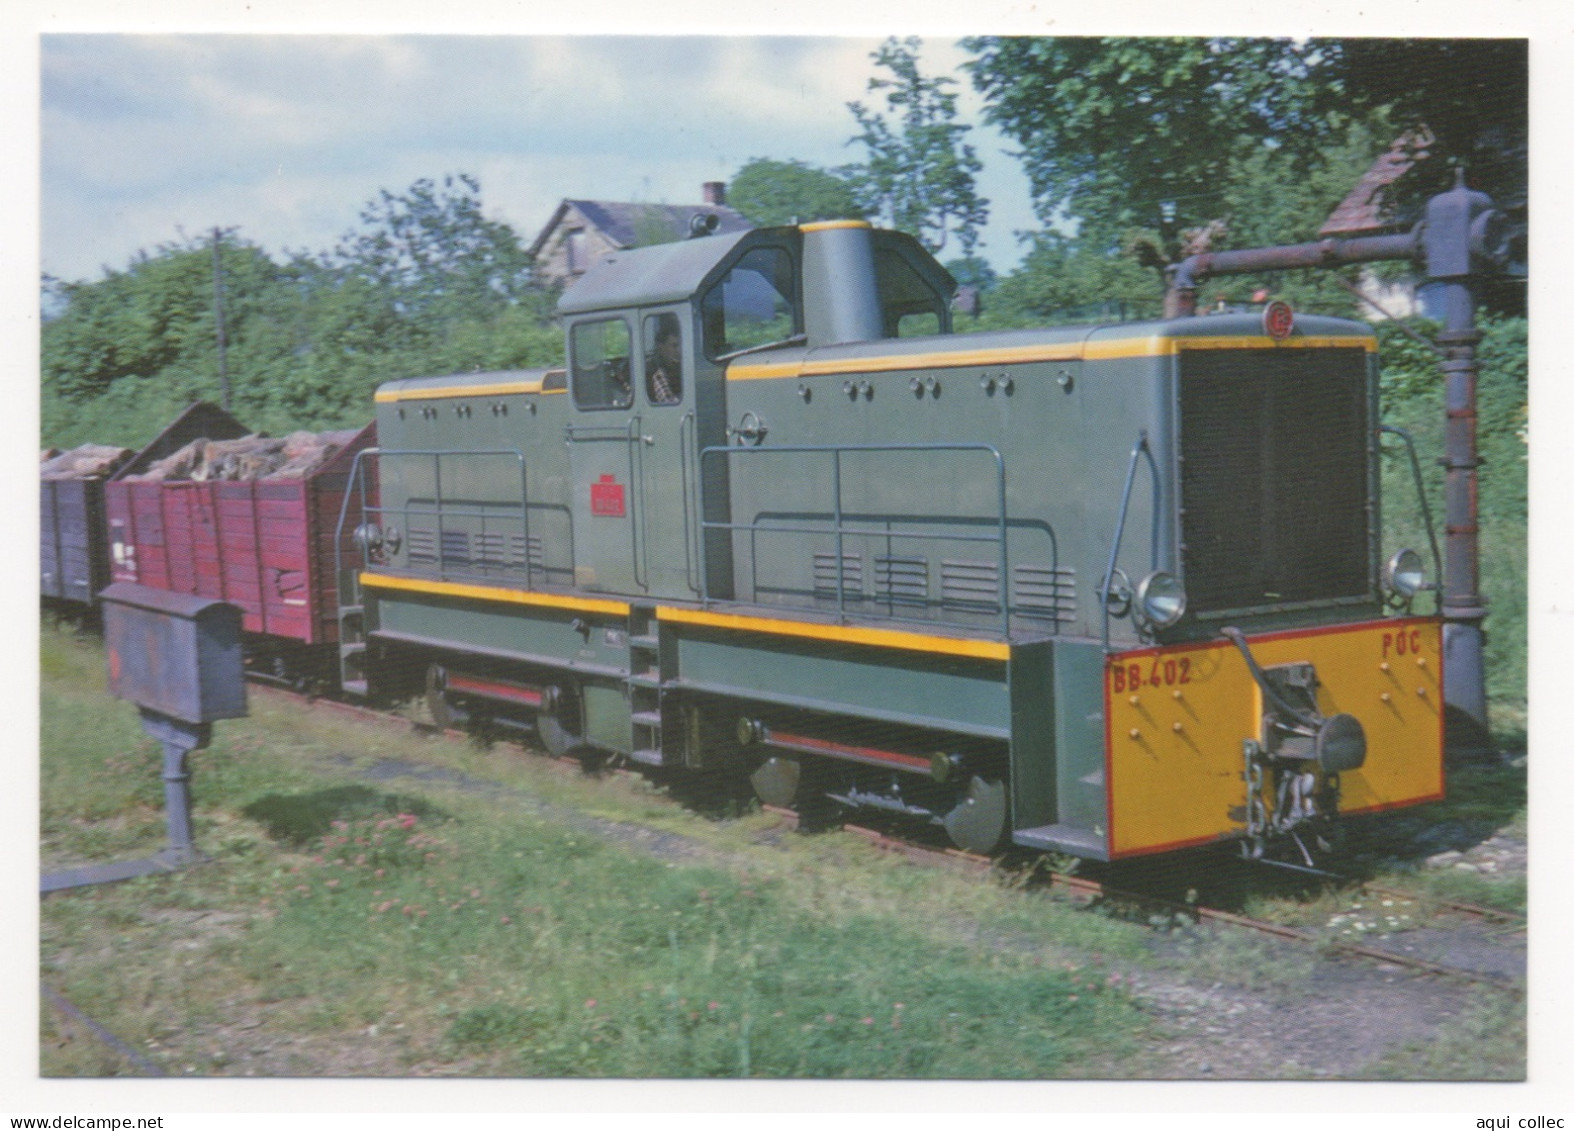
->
[1337,39,1527,212]
[964,37,1527,246]
[943,255,997,294]
[963,38,1331,254]
[848,37,989,257]
[41,172,562,445]
[329,173,534,327]
[727,158,867,227]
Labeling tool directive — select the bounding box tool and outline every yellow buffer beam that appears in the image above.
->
[1103,618,1443,859]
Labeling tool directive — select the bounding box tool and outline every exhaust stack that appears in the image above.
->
[801,220,884,349]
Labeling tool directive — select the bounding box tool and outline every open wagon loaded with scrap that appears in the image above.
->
[103,402,376,690]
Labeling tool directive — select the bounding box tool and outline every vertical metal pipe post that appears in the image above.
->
[1424,178,1496,744]
[212,227,230,411]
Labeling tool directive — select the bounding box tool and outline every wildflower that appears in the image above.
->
[374,869,384,879]
[585,999,597,1010]
[861,1017,874,1025]
[470,889,481,899]
[708,1001,720,1011]
[325,879,339,889]
[500,916,512,925]
[402,905,414,916]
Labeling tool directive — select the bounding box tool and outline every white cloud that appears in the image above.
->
[41,34,1038,282]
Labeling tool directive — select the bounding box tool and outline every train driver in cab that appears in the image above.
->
[644,314,683,406]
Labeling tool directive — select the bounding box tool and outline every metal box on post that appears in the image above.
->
[42,583,247,893]
[100,582,246,725]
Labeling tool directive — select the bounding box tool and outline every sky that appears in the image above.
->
[39,35,1040,285]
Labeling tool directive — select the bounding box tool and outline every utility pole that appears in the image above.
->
[211,226,230,411]
[1165,174,1512,752]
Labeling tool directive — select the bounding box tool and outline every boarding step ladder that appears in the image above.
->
[336,567,369,698]
[627,604,665,766]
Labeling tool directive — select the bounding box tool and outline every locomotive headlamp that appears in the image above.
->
[353,523,383,555]
[1384,548,1426,601]
[1136,571,1187,628]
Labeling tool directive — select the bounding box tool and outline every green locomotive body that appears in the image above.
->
[343,219,1443,861]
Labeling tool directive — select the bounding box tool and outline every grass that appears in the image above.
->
[37,621,1527,1079]
[1361,993,1527,1081]
[38,624,1150,1078]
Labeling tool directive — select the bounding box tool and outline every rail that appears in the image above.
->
[698,442,1022,636]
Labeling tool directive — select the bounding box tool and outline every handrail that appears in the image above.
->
[679,411,701,595]
[699,442,1013,636]
[335,447,532,587]
[1099,431,1157,651]
[1378,424,1444,613]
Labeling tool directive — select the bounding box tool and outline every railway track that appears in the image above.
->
[256,678,1527,995]
[762,803,1523,995]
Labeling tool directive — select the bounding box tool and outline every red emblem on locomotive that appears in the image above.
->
[590,473,626,517]
[1262,299,1295,340]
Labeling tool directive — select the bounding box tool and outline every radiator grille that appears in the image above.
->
[1178,348,1371,613]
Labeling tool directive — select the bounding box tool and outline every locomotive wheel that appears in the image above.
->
[536,685,586,757]
[425,664,463,730]
[749,755,801,809]
[942,776,1008,854]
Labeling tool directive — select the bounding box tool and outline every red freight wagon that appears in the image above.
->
[41,403,245,608]
[104,407,376,687]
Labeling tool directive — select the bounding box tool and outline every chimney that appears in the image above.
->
[702,181,726,206]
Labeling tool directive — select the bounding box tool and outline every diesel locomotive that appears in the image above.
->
[336,218,1444,862]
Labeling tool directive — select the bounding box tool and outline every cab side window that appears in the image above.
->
[701,247,798,361]
[571,317,633,410]
[642,313,684,406]
[876,248,949,338]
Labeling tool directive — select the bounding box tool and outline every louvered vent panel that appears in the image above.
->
[440,530,471,566]
[813,552,863,599]
[875,555,928,606]
[475,531,509,567]
[941,559,1000,612]
[1014,564,1076,624]
[406,528,437,565]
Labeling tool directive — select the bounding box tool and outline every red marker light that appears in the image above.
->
[1263,300,1295,340]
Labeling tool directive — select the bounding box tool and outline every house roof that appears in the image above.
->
[529,198,751,259]
[1320,129,1434,237]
